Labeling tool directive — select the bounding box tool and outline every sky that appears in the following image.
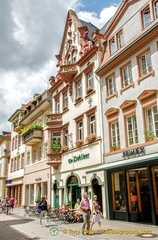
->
[0,0,121,134]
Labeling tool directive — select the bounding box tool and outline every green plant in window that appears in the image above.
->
[144,128,155,141]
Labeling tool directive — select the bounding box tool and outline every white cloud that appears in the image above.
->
[77,6,118,28]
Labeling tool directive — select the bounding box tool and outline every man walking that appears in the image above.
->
[80,192,91,234]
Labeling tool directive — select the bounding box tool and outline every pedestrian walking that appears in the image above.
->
[37,197,48,227]
[90,195,101,231]
[80,192,91,234]
[9,197,15,214]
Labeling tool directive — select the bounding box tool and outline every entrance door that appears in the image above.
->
[92,178,102,211]
[139,171,152,222]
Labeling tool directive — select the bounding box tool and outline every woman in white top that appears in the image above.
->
[90,195,101,230]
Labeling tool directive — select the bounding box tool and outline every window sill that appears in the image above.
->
[120,82,134,95]
[137,70,155,85]
[74,98,84,105]
[105,92,118,102]
[85,90,96,98]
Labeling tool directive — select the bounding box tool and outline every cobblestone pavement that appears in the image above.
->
[0,208,158,240]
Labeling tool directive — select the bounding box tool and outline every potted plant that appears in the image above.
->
[60,145,68,153]
[75,96,82,103]
[86,133,96,143]
[63,105,68,111]
[144,129,155,141]
[75,139,84,147]
[86,87,93,94]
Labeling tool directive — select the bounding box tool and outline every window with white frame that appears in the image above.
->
[32,149,36,163]
[110,38,116,55]
[117,31,124,49]
[127,115,138,146]
[154,0,158,19]
[38,146,42,160]
[111,122,120,148]
[63,128,68,146]
[14,158,17,171]
[143,7,151,28]
[87,72,94,88]
[76,80,82,97]
[21,153,24,168]
[27,152,30,165]
[55,98,60,113]
[17,155,20,169]
[63,91,68,108]
[52,132,61,142]
[44,143,47,158]
[108,75,116,95]
[146,105,158,138]
[122,64,133,87]
[139,51,152,76]
[89,115,96,134]
[78,121,83,139]
[11,159,14,172]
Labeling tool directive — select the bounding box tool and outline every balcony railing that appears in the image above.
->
[46,113,62,128]
[23,128,43,146]
[46,153,62,169]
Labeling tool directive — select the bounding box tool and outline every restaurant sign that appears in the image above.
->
[52,140,61,153]
[68,153,90,163]
[122,146,146,159]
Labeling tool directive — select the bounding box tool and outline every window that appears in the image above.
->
[122,64,133,87]
[14,158,17,171]
[154,0,158,19]
[112,172,126,211]
[111,122,120,148]
[117,31,124,49]
[17,155,20,169]
[63,129,68,146]
[21,153,24,168]
[76,80,82,97]
[27,152,30,165]
[110,38,116,55]
[78,121,83,139]
[146,105,158,138]
[11,159,14,172]
[63,91,68,108]
[143,7,151,28]
[55,98,60,113]
[127,115,138,146]
[87,72,94,88]
[72,51,77,63]
[52,132,61,143]
[32,149,36,163]
[39,146,42,160]
[89,115,96,134]
[108,75,116,95]
[44,143,47,158]
[139,51,152,76]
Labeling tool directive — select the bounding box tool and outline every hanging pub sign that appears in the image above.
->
[52,140,61,153]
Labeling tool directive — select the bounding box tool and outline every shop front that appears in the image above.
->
[5,178,23,207]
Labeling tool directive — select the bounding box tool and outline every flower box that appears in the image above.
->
[60,145,68,153]
[86,133,96,143]
[75,139,84,147]
[63,105,68,111]
[86,87,93,94]
[75,96,82,103]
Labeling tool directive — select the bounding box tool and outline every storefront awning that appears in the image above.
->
[86,153,158,174]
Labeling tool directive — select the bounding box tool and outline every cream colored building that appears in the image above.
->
[0,132,11,199]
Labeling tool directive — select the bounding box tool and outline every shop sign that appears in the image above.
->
[68,153,90,163]
[122,147,146,159]
[52,140,61,153]
[5,180,12,184]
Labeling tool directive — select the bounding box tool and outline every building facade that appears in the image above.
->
[93,0,158,224]
[8,90,51,206]
[47,10,106,215]
[0,132,11,199]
